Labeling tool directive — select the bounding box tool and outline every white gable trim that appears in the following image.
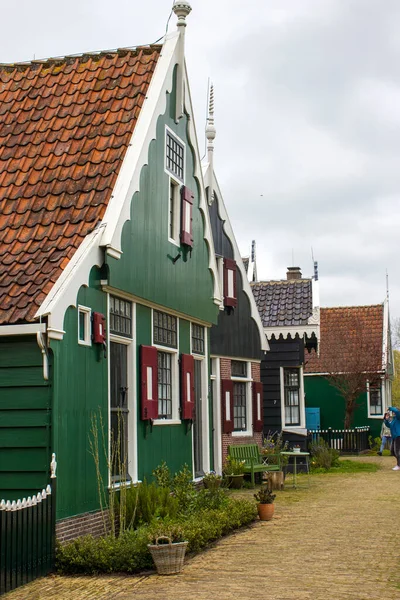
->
[382,298,388,372]
[264,323,319,341]
[35,226,105,337]
[99,33,221,306]
[34,32,222,335]
[202,163,268,352]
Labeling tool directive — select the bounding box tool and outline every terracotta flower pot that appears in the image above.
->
[257,503,274,521]
[203,478,222,490]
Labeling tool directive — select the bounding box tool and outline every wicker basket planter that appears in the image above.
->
[147,536,188,575]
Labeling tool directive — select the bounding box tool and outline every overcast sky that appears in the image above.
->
[1,0,399,317]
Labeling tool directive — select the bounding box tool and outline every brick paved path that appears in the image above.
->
[5,457,400,599]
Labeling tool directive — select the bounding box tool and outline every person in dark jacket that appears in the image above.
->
[384,407,400,471]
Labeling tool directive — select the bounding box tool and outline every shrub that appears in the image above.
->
[56,498,257,575]
[122,480,179,529]
[309,438,340,470]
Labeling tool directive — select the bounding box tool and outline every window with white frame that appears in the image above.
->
[231,360,251,433]
[283,368,301,426]
[368,381,383,416]
[153,309,179,421]
[109,296,133,482]
[169,180,181,243]
[166,129,184,182]
[78,305,91,346]
[192,324,205,355]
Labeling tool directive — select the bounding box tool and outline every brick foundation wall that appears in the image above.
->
[220,359,262,464]
[56,509,110,544]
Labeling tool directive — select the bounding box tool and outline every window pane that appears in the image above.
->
[166,131,184,181]
[158,351,173,419]
[370,387,382,414]
[79,311,86,341]
[231,360,247,377]
[284,368,300,426]
[192,324,205,355]
[233,382,246,431]
[110,295,132,338]
[153,310,177,348]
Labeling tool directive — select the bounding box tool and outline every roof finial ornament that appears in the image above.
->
[172,1,192,122]
[172,1,192,28]
[206,82,216,205]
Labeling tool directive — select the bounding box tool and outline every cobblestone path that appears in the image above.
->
[5,456,400,599]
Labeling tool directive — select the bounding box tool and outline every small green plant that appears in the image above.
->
[171,464,196,514]
[152,461,171,488]
[123,480,179,529]
[254,485,276,504]
[148,523,185,544]
[223,455,245,475]
[203,471,223,485]
[368,435,381,453]
[309,438,340,470]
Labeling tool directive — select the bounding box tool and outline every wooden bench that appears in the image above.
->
[228,444,281,487]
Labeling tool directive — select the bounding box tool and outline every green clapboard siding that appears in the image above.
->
[107,77,218,327]
[136,305,193,480]
[52,268,108,520]
[304,375,381,439]
[0,336,51,501]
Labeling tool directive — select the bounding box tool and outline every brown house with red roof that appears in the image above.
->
[304,301,393,437]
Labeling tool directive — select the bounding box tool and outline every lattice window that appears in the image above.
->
[110,296,132,338]
[153,310,177,348]
[284,368,300,426]
[166,131,184,182]
[233,382,247,431]
[369,386,383,415]
[158,351,172,419]
[231,360,247,378]
[192,324,205,355]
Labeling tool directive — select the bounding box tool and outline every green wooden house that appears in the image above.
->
[304,301,394,438]
[0,3,224,539]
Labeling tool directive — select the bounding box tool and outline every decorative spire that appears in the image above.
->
[172,1,192,122]
[50,452,57,478]
[172,1,192,27]
[206,83,216,205]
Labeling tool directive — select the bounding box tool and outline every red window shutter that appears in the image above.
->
[181,353,195,420]
[252,381,263,432]
[180,186,194,247]
[223,258,237,308]
[140,345,158,420]
[221,379,234,434]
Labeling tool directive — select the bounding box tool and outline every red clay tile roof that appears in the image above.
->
[0,46,161,324]
[251,279,313,327]
[304,305,384,374]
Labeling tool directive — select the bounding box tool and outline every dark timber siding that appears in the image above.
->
[208,192,261,360]
[210,269,261,359]
[261,336,305,445]
[0,336,51,501]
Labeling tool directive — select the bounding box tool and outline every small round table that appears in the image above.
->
[280,451,310,489]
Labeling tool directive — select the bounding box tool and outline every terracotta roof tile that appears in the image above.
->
[304,305,384,374]
[0,45,161,324]
[251,279,313,327]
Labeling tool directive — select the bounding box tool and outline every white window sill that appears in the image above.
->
[283,427,307,436]
[368,414,384,419]
[78,340,92,347]
[153,419,182,426]
[168,238,181,247]
[232,430,253,438]
[108,480,142,491]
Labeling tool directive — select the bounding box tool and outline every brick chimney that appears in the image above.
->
[286,267,302,280]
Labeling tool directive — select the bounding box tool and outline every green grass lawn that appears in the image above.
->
[311,459,380,474]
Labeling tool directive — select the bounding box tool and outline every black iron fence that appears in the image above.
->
[307,426,370,454]
[0,456,56,596]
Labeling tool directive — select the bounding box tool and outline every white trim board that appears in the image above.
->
[0,323,46,336]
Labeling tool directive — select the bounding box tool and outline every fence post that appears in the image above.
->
[50,453,57,572]
[0,500,5,596]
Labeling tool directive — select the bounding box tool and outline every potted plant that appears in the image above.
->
[254,485,276,521]
[293,444,301,453]
[202,471,223,490]
[147,524,188,575]
[223,456,245,489]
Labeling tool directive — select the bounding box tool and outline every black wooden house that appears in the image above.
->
[251,267,319,448]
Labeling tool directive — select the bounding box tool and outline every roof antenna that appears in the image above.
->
[311,247,318,280]
[386,269,389,301]
[205,82,216,205]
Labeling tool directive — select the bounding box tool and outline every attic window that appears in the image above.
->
[78,305,91,346]
[166,129,184,182]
